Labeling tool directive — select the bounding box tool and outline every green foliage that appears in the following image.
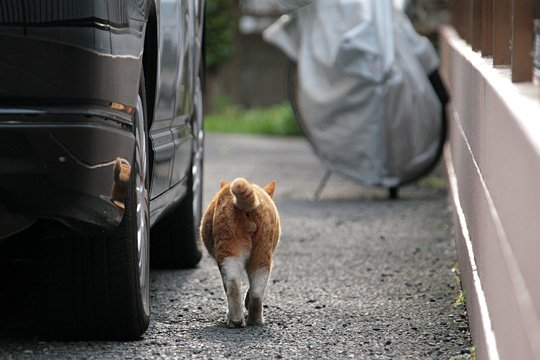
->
[453,290,466,307]
[205,98,301,136]
[452,263,467,307]
[470,346,477,360]
[205,0,237,72]
[418,175,446,189]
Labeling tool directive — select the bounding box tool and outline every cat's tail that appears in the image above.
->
[231,178,259,211]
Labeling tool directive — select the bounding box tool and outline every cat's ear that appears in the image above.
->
[263,181,276,198]
[220,180,229,188]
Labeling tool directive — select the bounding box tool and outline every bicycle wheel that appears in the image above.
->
[285,59,448,188]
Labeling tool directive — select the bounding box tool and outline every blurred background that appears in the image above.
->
[204,0,450,132]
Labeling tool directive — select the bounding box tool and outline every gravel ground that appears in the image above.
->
[0,134,473,359]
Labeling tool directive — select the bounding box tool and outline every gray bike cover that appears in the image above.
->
[264,0,442,187]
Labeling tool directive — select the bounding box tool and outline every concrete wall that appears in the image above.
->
[439,26,540,360]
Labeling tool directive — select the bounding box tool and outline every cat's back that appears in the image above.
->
[201,183,253,256]
[200,179,281,259]
[200,184,234,256]
[250,185,281,249]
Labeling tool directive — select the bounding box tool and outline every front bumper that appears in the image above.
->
[0,108,135,237]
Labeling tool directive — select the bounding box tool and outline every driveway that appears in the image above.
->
[0,133,472,359]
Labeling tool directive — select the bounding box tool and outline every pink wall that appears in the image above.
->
[440,26,540,360]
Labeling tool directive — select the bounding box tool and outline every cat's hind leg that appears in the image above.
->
[220,255,246,328]
[246,267,270,326]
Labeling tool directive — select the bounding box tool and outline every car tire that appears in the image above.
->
[150,75,204,269]
[34,73,150,340]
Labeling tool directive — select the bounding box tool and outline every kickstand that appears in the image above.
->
[314,170,332,200]
[388,186,399,200]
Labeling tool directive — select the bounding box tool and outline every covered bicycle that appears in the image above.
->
[264,0,448,198]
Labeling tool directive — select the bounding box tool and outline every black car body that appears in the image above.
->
[0,0,205,339]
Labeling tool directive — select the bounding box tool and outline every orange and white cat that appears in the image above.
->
[200,178,281,327]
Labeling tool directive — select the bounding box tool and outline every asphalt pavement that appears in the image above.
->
[0,134,473,359]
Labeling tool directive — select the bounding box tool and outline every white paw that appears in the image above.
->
[227,317,246,328]
[247,317,264,326]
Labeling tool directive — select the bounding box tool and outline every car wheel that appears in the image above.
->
[150,76,204,269]
[35,74,150,340]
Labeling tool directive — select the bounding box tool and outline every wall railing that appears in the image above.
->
[451,0,539,82]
